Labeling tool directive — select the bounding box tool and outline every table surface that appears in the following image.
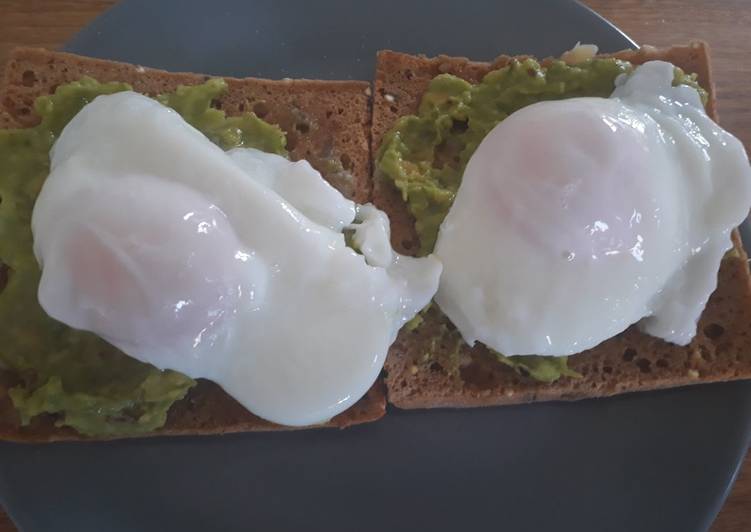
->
[0,0,749,530]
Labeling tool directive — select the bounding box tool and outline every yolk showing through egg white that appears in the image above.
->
[32,92,441,426]
[434,61,751,357]
[36,175,258,356]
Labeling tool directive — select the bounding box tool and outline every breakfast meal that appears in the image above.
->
[1,41,750,441]
[373,42,751,408]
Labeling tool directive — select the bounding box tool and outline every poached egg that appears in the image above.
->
[434,60,751,357]
[32,92,441,426]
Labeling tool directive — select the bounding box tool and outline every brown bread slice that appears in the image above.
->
[372,41,751,409]
[0,47,384,441]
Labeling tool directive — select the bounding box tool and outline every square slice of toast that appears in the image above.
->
[0,47,384,441]
[372,41,751,409]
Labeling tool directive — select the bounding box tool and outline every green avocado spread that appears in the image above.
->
[377,57,708,383]
[0,77,286,436]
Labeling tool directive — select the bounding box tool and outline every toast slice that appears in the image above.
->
[0,47,384,441]
[372,41,751,409]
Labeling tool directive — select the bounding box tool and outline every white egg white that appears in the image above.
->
[434,61,751,357]
[32,92,441,426]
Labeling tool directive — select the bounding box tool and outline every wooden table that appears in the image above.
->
[0,0,749,530]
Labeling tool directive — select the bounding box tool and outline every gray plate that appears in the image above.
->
[2,1,750,531]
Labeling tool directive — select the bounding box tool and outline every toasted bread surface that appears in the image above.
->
[0,47,384,441]
[371,42,751,409]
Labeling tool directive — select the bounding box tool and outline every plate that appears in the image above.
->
[2,1,750,531]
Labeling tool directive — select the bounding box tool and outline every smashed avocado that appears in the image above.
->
[0,77,286,436]
[494,354,581,383]
[409,303,581,383]
[376,57,707,383]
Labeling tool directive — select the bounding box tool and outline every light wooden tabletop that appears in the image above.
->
[0,0,749,530]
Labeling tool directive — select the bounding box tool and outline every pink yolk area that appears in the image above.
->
[36,174,254,356]
[476,98,659,263]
